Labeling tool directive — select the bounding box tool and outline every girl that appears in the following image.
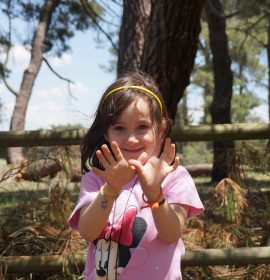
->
[69,71,204,280]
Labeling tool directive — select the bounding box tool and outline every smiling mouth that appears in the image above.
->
[122,148,143,153]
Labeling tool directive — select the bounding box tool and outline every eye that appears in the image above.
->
[112,125,125,131]
[138,124,150,130]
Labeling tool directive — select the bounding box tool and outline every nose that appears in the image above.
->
[126,133,139,143]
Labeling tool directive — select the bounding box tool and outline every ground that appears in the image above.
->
[0,148,270,280]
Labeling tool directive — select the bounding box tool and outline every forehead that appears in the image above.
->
[119,98,151,119]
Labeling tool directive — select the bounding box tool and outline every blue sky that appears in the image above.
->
[0,29,116,131]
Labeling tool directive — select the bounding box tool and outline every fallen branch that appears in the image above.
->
[1,247,270,274]
[185,164,212,177]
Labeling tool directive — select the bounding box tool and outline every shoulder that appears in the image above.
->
[164,165,192,183]
[162,165,196,195]
[81,170,105,190]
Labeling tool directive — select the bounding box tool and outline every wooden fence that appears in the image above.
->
[0,122,270,274]
[0,123,270,147]
[1,247,270,274]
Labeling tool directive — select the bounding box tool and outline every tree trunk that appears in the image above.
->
[205,0,235,182]
[141,0,204,120]
[266,15,270,152]
[7,0,61,164]
[117,0,151,76]
[200,40,212,124]
[266,13,270,122]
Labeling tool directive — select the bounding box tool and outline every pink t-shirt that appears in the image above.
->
[69,166,204,280]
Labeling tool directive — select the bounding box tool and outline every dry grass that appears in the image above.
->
[1,141,270,280]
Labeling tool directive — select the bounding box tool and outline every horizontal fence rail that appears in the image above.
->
[0,247,269,274]
[0,123,270,147]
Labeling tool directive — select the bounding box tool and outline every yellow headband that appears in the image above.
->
[100,85,163,114]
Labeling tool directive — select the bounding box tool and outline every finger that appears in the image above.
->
[136,151,148,165]
[96,149,110,169]
[111,141,124,161]
[128,159,144,175]
[166,156,179,175]
[161,138,175,164]
[167,144,178,165]
[161,138,171,156]
[129,152,148,171]
[172,156,180,170]
[130,165,136,170]
[101,144,115,164]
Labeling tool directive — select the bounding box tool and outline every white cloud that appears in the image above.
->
[10,45,31,64]
[251,104,268,122]
[24,82,93,130]
[0,44,71,71]
[26,99,70,130]
[36,82,89,102]
[46,53,72,68]
[37,85,66,100]
[0,99,14,130]
[70,81,89,94]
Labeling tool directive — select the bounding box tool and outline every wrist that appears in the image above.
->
[103,184,120,197]
[100,184,119,210]
[141,187,165,209]
[143,187,162,202]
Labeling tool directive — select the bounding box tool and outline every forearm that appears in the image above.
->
[152,202,187,244]
[78,184,117,241]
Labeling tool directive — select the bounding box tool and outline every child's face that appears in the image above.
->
[106,97,162,161]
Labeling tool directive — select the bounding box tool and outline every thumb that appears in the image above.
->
[136,151,148,165]
[128,159,144,174]
[128,152,148,174]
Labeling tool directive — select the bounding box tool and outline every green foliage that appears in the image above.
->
[236,140,270,175]
[0,0,104,57]
[50,123,84,130]
[190,5,267,126]
[231,92,261,122]
[46,1,98,56]
[178,142,213,165]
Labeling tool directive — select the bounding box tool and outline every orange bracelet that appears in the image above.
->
[141,187,165,209]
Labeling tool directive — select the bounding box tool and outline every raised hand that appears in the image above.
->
[92,141,136,193]
[128,138,179,201]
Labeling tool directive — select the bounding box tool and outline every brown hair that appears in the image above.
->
[81,71,172,173]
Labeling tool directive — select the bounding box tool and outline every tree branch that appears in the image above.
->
[42,57,75,84]
[80,0,118,51]
[97,0,121,26]
[42,57,75,97]
[224,10,240,19]
[205,0,222,19]
[1,2,18,97]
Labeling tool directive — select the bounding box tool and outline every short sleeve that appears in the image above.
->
[162,166,204,219]
[68,171,103,229]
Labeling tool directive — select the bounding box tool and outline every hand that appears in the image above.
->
[128,138,179,201]
[92,141,136,193]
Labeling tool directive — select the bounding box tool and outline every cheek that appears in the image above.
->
[106,131,120,143]
[143,131,157,146]
[109,135,124,144]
